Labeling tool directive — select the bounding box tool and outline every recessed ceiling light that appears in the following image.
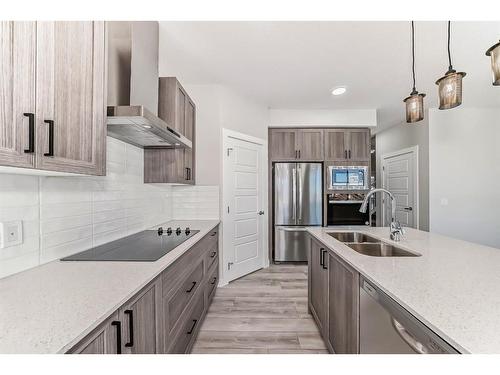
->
[331,86,347,96]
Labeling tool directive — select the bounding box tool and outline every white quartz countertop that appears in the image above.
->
[307,226,500,354]
[0,220,219,354]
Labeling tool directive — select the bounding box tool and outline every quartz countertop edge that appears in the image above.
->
[0,219,220,354]
[306,226,500,354]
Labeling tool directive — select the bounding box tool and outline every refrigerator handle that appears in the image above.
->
[297,166,302,223]
[292,167,297,221]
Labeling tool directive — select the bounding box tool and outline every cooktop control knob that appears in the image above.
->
[176,227,182,235]
[157,227,163,236]
[166,227,172,235]
[185,227,191,235]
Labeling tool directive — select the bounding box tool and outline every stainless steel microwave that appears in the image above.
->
[328,165,369,190]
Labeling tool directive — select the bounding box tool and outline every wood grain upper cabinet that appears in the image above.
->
[269,129,298,160]
[324,128,370,162]
[327,252,359,354]
[297,129,323,160]
[35,21,106,175]
[0,22,36,169]
[144,77,195,184]
[308,237,328,334]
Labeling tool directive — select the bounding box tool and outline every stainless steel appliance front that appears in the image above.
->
[327,165,368,190]
[273,162,322,262]
[359,277,459,354]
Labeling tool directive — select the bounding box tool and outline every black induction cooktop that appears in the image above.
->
[61,227,199,262]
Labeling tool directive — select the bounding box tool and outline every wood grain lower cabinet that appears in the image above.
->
[326,252,359,354]
[308,237,328,334]
[308,235,360,354]
[68,225,219,355]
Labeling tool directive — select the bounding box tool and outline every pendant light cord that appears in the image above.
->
[411,21,416,92]
[447,21,453,71]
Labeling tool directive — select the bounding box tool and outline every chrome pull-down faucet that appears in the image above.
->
[359,188,404,241]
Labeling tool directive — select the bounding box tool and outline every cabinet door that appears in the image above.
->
[269,129,297,160]
[35,21,106,175]
[297,129,323,160]
[309,238,328,334]
[69,312,120,354]
[121,283,157,354]
[324,129,347,161]
[327,253,359,354]
[347,129,370,161]
[183,98,195,184]
[0,22,36,168]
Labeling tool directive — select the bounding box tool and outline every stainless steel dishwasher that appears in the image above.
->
[359,277,459,354]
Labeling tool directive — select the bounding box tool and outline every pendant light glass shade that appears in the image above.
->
[404,92,426,123]
[404,21,426,123]
[485,41,500,86]
[436,22,466,110]
[435,70,466,110]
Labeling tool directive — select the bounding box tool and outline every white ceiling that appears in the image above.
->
[159,21,500,132]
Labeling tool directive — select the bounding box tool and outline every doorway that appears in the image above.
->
[222,129,268,284]
[381,146,419,229]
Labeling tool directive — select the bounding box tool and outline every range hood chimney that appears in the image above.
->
[106,21,191,149]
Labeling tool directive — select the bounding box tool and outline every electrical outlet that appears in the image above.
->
[0,221,23,249]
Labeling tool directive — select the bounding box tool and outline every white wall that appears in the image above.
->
[376,116,430,231]
[0,137,220,279]
[269,109,377,128]
[429,108,500,249]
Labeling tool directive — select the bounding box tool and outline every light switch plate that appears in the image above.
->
[0,220,23,249]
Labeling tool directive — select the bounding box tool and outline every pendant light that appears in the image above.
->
[403,21,426,123]
[435,21,466,110]
[485,40,500,86]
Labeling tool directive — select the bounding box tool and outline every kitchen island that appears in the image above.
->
[307,226,500,354]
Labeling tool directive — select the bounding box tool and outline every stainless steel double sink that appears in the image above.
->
[327,232,421,257]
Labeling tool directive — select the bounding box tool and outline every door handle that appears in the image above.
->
[43,120,54,157]
[391,317,428,354]
[292,168,297,221]
[124,309,134,348]
[23,113,35,153]
[403,207,413,211]
[186,281,197,293]
[111,320,122,354]
[258,210,265,215]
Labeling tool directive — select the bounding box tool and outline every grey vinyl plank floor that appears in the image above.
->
[192,264,328,354]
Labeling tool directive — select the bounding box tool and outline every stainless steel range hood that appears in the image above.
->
[106,22,191,149]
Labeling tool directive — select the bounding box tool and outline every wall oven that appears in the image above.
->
[327,193,369,226]
[328,165,368,190]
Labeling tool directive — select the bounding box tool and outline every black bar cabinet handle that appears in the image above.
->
[210,251,217,258]
[23,113,35,153]
[111,320,122,354]
[348,149,351,159]
[188,167,191,180]
[210,277,217,285]
[124,309,134,348]
[187,319,198,335]
[210,231,217,237]
[43,120,54,157]
[322,249,328,270]
[298,150,301,159]
[344,150,347,159]
[186,281,197,293]
[319,248,324,267]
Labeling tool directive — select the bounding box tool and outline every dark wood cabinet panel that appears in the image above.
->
[145,77,195,184]
[297,129,324,160]
[348,129,370,161]
[68,312,120,354]
[309,237,328,334]
[269,129,298,160]
[35,21,106,175]
[0,22,36,169]
[325,128,370,162]
[324,129,348,161]
[327,252,359,354]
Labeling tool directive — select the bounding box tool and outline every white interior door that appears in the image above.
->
[223,130,267,283]
[382,147,419,229]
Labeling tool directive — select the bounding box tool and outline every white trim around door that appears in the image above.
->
[381,145,419,229]
[220,128,269,286]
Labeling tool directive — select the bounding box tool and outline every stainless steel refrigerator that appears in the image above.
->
[274,162,322,262]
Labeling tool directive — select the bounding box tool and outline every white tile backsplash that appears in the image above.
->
[0,137,220,279]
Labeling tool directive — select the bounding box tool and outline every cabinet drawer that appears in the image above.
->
[205,241,218,272]
[165,261,204,332]
[206,265,218,303]
[168,295,205,354]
